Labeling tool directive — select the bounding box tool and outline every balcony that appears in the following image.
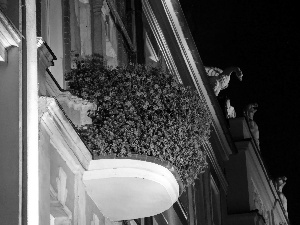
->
[43,55,211,221]
[83,156,181,221]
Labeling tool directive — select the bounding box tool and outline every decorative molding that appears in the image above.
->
[203,142,228,193]
[39,96,92,170]
[142,0,182,84]
[0,9,22,61]
[242,138,289,225]
[156,0,233,160]
[37,37,57,70]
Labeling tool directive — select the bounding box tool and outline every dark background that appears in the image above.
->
[180,0,300,224]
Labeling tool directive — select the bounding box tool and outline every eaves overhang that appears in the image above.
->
[144,0,237,162]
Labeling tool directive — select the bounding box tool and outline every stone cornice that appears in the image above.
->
[150,0,234,161]
[0,9,21,47]
[0,9,22,61]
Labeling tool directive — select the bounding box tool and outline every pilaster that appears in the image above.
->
[91,0,105,55]
[79,0,92,56]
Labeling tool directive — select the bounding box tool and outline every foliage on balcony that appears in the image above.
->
[65,55,212,188]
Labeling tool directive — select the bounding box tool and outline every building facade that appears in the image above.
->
[0,0,289,225]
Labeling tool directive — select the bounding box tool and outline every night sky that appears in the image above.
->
[180,0,300,224]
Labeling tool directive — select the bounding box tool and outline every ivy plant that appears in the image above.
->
[65,55,212,188]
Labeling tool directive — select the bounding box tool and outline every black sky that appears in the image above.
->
[180,0,300,224]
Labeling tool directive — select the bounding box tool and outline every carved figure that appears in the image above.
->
[244,103,259,147]
[274,176,288,216]
[225,99,236,119]
[205,66,243,96]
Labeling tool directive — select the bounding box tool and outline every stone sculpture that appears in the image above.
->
[205,66,243,96]
[274,176,288,217]
[244,103,259,148]
[225,99,236,119]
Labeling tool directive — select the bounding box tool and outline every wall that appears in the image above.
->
[0,47,20,224]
